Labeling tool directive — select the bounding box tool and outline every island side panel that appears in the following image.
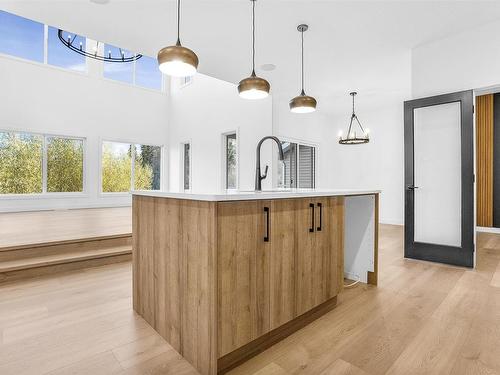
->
[367,193,379,286]
[133,196,218,375]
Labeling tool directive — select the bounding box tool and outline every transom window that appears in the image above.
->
[0,130,84,194]
[101,141,162,193]
[0,10,163,91]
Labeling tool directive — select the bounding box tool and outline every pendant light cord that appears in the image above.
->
[251,0,256,76]
[301,28,305,95]
[176,0,181,46]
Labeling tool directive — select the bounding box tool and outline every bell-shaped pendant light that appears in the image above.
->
[157,0,199,77]
[238,0,270,99]
[338,92,370,144]
[289,24,317,113]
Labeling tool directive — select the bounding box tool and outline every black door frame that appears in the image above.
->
[404,90,474,268]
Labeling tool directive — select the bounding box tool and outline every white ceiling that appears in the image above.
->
[3,0,500,114]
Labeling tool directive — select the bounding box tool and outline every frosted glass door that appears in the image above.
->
[404,90,474,267]
[413,103,462,246]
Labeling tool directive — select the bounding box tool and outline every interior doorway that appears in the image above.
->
[404,90,475,268]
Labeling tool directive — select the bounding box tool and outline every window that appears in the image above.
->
[278,141,316,189]
[135,55,162,90]
[103,44,134,84]
[0,131,84,194]
[47,136,84,192]
[0,131,43,194]
[183,143,191,191]
[134,144,161,190]
[48,27,86,72]
[225,133,237,189]
[0,10,44,62]
[101,141,161,193]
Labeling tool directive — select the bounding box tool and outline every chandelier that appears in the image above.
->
[338,92,370,145]
[58,29,142,63]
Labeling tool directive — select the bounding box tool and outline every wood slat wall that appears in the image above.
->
[476,94,494,227]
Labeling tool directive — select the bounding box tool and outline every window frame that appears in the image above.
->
[222,130,239,191]
[0,128,87,199]
[99,138,164,196]
[180,141,192,192]
[0,10,165,93]
[277,137,318,189]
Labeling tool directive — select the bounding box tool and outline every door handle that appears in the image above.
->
[264,206,270,242]
[317,202,322,231]
[407,185,419,190]
[309,203,315,233]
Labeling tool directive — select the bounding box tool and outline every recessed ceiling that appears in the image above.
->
[3,0,500,114]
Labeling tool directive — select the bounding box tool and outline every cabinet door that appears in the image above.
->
[296,197,344,315]
[296,198,324,315]
[217,200,271,357]
[269,199,298,329]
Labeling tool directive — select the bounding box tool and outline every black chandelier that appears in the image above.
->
[338,92,370,145]
[58,29,142,63]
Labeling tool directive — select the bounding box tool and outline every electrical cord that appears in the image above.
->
[344,274,361,288]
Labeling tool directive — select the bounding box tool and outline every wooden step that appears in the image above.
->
[0,244,131,272]
[0,234,132,283]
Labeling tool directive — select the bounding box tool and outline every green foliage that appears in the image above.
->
[0,133,156,194]
[47,137,84,192]
[0,133,43,194]
[101,143,154,192]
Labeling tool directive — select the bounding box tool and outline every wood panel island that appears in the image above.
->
[132,189,379,375]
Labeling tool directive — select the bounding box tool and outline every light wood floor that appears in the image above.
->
[0,207,132,249]
[0,225,499,375]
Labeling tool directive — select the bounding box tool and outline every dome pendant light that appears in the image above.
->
[338,92,370,144]
[289,24,317,113]
[238,0,270,100]
[157,0,199,77]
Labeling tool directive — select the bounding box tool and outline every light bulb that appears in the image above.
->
[159,60,197,78]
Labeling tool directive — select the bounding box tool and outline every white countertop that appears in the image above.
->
[132,189,380,202]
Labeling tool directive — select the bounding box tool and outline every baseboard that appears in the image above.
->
[477,226,500,234]
[217,296,338,374]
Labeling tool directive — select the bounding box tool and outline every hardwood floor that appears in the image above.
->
[0,207,132,250]
[0,224,499,375]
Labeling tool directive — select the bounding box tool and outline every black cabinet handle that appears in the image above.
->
[317,202,322,231]
[309,203,315,233]
[264,207,270,242]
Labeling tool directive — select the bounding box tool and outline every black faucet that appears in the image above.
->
[255,136,285,191]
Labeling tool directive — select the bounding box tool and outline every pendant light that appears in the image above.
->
[290,24,317,113]
[338,92,370,144]
[157,0,199,77]
[238,0,270,100]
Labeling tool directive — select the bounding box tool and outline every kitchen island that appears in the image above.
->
[132,189,379,375]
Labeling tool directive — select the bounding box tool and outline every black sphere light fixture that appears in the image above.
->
[157,0,199,77]
[339,92,370,144]
[238,0,270,100]
[289,24,317,113]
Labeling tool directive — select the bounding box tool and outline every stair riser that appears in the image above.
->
[0,253,131,283]
[0,236,131,263]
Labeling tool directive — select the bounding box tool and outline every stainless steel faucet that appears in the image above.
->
[255,136,285,191]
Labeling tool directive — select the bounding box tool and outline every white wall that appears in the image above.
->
[412,20,500,98]
[0,54,169,212]
[168,74,273,192]
[273,51,411,225]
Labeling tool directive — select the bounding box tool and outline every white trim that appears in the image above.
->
[476,226,500,234]
[0,129,87,197]
[276,135,319,189]
[221,129,239,191]
[180,140,193,192]
[99,138,165,196]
